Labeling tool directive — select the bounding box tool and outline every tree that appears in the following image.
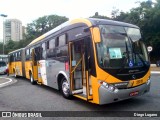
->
[5,40,17,53]
[112,0,160,62]
[3,14,69,54]
[90,12,110,19]
[0,42,3,54]
[111,7,120,19]
[26,15,68,42]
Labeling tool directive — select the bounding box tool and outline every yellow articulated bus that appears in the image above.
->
[8,48,25,78]
[8,18,151,105]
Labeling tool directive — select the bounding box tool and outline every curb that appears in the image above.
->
[151,71,160,74]
[0,77,17,88]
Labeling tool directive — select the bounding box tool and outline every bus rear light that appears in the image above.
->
[65,62,69,71]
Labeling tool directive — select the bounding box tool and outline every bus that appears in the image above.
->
[8,48,25,77]
[8,18,151,104]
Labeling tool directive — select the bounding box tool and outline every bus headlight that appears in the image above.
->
[102,82,109,88]
[114,88,119,93]
[99,81,119,93]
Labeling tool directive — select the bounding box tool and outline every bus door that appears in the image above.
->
[69,39,93,100]
[31,48,39,83]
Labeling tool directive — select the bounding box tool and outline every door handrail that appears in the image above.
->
[71,57,82,74]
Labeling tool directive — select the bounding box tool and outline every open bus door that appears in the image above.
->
[31,49,39,84]
[69,38,93,101]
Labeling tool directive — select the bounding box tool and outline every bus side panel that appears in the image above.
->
[45,59,69,89]
[15,61,23,76]
[9,62,15,74]
[25,61,32,79]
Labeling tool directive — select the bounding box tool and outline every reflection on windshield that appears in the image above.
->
[96,25,149,69]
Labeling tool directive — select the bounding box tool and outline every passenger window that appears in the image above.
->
[55,38,59,47]
[59,34,67,46]
[26,49,30,60]
[42,43,46,59]
[47,38,56,58]
[49,39,55,49]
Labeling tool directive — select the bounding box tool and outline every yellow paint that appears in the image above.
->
[84,26,151,104]
[8,61,22,76]
[28,35,45,46]
[132,70,150,87]
[73,95,87,101]
[25,61,32,79]
[70,18,92,27]
[91,27,101,43]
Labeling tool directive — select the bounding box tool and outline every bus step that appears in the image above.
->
[74,94,93,101]
[37,82,42,85]
[72,89,83,94]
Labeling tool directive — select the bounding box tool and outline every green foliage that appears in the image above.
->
[4,2,160,63]
[4,14,69,54]
[90,12,110,19]
[26,15,68,41]
[113,0,160,62]
[0,42,3,54]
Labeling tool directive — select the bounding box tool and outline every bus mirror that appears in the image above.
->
[93,27,101,43]
[147,46,153,52]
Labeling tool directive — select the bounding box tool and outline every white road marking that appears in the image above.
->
[151,71,160,74]
[0,77,13,87]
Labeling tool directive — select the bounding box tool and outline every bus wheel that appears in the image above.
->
[30,73,36,85]
[61,78,72,99]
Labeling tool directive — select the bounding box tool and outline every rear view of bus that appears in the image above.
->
[87,19,151,104]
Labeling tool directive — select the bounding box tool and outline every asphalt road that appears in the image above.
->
[0,74,159,120]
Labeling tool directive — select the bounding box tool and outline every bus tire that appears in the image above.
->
[61,77,72,99]
[30,73,36,85]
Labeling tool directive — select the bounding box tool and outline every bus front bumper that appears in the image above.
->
[99,82,150,105]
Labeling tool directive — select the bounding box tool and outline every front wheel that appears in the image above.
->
[30,73,37,85]
[61,78,72,99]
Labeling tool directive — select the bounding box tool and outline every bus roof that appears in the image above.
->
[88,18,139,28]
[27,18,139,47]
[8,48,24,54]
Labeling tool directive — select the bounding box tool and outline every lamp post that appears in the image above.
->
[0,14,7,55]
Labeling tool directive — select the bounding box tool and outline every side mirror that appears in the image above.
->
[147,46,153,52]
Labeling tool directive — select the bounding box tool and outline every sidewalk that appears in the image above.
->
[0,77,10,84]
[151,64,160,74]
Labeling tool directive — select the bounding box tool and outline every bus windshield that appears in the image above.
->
[96,25,149,69]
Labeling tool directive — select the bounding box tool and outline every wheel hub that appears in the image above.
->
[62,81,69,95]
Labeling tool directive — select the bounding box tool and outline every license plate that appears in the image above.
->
[129,91,139,96]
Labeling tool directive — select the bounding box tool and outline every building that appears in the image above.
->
[22,26,27,36]
[4,19,22,43]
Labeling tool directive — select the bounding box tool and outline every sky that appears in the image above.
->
[0,0,150,40]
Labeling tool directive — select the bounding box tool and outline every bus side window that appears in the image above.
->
[35,47,40,60]
[26,49,30,60]
[47,38,56,58]
[56,34,68,58]
[42,43,46,59]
